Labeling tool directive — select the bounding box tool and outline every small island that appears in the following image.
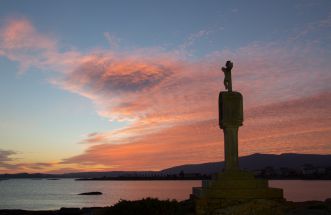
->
[78,191,102,195]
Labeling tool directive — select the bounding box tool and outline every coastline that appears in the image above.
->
[1,198,331,215]
[75,177,331,181]
[2,177,331,181]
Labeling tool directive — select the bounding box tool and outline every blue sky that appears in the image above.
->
[3,1,330,51]
[0,0,330,173]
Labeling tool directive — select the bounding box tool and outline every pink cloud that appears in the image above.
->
[62,92,331,171]
[1,19,55,50]
[55,42,331,147]
[0,18,81,74]
[1,18,331,172]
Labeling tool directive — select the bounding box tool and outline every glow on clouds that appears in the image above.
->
[1,18,331,173]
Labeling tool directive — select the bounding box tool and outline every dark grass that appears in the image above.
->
[99,198,195,215]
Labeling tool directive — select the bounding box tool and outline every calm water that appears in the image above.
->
[0,179,330,210]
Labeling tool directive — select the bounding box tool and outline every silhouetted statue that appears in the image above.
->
[192,60,283,214]
[221,61,233,92]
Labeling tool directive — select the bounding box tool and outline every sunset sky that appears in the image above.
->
[0,0,331,173]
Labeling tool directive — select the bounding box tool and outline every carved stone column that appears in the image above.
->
[219,91,243,171]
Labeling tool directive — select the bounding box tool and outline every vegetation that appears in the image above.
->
[99,198,195,215]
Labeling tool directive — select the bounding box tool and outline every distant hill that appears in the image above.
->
[0,171,158,179]
[160,153,331,175]
[1,153,331,178]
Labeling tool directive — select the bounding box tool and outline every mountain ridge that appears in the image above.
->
[161,153,331,175]
[1,153,331,178]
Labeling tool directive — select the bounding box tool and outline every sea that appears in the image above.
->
[0,179,331,210]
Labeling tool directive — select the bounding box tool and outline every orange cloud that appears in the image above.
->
[62,93,331,171]
[0,149,57,173]
[1,18,331,173]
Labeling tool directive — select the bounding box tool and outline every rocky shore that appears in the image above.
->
[0,198,331,215]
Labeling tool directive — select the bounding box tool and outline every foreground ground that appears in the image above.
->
[0,198,331,215]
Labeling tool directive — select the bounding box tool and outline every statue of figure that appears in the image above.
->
[222,61,233,92]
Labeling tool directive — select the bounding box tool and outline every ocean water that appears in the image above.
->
[0,179,330,210]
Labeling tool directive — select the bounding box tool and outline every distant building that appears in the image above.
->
[317,167,326,175]
[301,164,316,175]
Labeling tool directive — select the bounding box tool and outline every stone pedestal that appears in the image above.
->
[192,170,284,214]
[219,92,243,171]
[191,91,284,214]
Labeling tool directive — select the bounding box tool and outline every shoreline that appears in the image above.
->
[1,198,331,215]
[2,177,331,181]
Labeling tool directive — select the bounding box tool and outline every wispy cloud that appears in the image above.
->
[180,29,212,50]
[0,149,57,173]
[104,32,120,49]
[1,17,331,172]
[0,149,17,169]
[0,18,81,74]
[61,92,331,170]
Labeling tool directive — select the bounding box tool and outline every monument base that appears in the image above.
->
[191,170,284,215]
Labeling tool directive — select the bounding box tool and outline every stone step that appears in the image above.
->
[202,178,268,189]
[196,187,283,199]
[214,170,256,180]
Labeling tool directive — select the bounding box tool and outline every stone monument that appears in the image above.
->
[191,61,284,215]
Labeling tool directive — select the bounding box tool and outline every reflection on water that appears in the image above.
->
[270,180,331,202]
[0,179,330,210]
[0,179,200,210]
